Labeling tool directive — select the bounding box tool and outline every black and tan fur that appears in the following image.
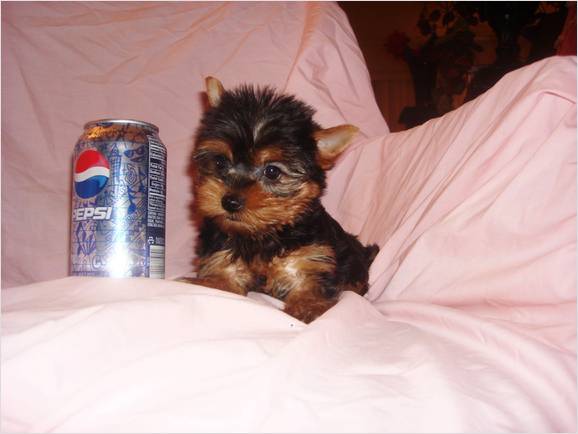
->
[189,77,378,323]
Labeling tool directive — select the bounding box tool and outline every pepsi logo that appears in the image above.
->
[74,149,110,199]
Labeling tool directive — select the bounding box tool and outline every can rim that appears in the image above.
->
[84,119,159,133]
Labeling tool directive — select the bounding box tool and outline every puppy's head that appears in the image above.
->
[193,77,358,235]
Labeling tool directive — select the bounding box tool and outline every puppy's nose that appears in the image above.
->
[221,194,245,213]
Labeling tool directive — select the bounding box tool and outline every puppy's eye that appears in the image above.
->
[263,164,282,181]
[213,155,229,170]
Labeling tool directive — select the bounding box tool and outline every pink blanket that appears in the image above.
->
[2,2,576,432]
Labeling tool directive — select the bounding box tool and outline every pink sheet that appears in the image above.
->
[2,277,575,433]
[325,55,577,355]
[1,1,576,432]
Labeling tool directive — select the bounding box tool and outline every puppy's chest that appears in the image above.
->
[199,244,336,300]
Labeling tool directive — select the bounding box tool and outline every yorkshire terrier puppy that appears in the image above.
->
[190,77,379,323]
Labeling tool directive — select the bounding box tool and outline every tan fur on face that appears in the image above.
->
[254,146,285,166]
[195,140,233,162]
[196,175,321,235]
[240,182,321,234]
[194,177,252,234]
[195,177,228,218]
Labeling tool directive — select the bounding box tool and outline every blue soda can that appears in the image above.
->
[70,119,167,278]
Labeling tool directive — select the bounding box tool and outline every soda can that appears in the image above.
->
[70,119,167,278]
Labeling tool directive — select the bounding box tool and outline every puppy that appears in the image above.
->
[190,77,378,323]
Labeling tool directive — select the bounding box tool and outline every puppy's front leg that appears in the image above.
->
[268,244,339,323]
[195,249,253,296]
[283,289,338,324]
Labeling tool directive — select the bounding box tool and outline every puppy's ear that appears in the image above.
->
[314,125,359,170]
[205,76,225,108]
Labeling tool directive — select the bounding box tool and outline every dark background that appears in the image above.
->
[339,1,576,131]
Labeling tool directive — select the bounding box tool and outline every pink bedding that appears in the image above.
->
[2,2,576,432]
[2,276,574,433]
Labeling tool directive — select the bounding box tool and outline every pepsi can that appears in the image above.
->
[70,119,167,278]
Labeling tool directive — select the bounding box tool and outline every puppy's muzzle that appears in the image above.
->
[221,194,245,213]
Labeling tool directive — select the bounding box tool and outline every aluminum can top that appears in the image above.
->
[83,119,159,133]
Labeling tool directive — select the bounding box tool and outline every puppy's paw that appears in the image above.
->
[177,275,247,295]
[283,292,338,324]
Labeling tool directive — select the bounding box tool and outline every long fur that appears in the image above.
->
[191,82,379,323]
